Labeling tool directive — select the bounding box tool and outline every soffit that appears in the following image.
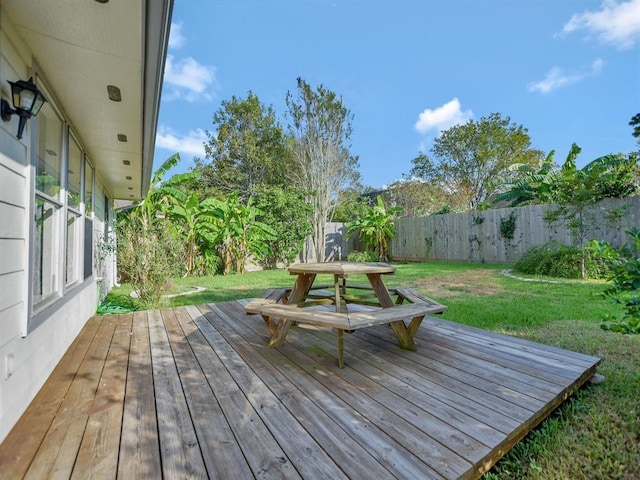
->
[2,0,170,200]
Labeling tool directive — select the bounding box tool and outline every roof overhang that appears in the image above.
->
[2,0,174,200]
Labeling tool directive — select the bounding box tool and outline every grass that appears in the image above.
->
[106,261,640,479]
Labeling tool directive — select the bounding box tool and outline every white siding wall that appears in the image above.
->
[0,16,108,442]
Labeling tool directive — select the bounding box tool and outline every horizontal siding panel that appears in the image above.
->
[0,128,28,174]
[0,271,24,316]
[0,202,26,239]
[0,163,26,208]
[0,239,25,274]
[0,302,24,349]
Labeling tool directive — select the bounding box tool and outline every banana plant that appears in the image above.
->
[209,192,276,274]
[346,195,403,262]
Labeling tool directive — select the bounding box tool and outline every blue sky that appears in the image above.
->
[154,0,640,189]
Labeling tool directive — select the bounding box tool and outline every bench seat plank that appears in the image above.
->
[395,287,447,313]
[244,288,289,314]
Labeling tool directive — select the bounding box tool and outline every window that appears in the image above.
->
[32,99,64,309]
[35,100,62,201]
[32,197,60,307]
[29,79,100,322]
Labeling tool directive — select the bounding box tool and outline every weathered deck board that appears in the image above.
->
[0,300,601,480]
[117,311,162,479]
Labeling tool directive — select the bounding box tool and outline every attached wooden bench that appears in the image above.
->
[257,301,445,368]
[244,288,290,334]
[394,287,447,313]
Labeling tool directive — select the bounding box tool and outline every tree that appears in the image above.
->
[210,192,275,275]
[384,178,452,217]
[332,185,373,223]
[198,91,289,201]
[492,150,559,207]
[630,113,640,141]
[253,185,313,268]
[346,196,402,262]
[165,191,221,276]
[544,144,637,278]
[410,113,544,210]
[286,77,360,261]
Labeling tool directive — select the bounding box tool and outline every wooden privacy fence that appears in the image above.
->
[302,197,639,264]
[390,197,640,264]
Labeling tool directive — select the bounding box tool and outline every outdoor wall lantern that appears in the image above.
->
[1,77,47,140]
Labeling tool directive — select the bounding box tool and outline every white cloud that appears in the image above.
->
[168,22,186,49]
[164,55,216,102]
[528,58,605,94]
[156,126,208,158]
[414,98,473,134]
[561,0,640,49]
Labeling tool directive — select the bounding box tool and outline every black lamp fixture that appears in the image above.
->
[1,77,47,139]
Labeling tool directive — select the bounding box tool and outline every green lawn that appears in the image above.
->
[107,262,639,479]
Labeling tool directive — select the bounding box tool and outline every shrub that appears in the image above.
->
[514,242,609,279]
[116,216,179,307]
[590,228,640,334]
[347,251,380,262]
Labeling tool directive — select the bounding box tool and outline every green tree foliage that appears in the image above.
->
[209,192,276,275]
[384,179,453,217]
[346,195,402,262]
[410,113,544,210]
[332,187,372,223]
[492,150,559,207]
[165,192,221,276]
[630,112,640,141]
[286,77,360,261]
[590,228,640,334]
[545,144,636,278]
[198,91,289,200]
[253,185,313,268]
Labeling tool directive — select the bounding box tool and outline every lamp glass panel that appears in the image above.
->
[32,95,46,116]
[20,89,36,111]
[35,102,63,201]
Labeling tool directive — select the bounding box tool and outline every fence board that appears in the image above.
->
[303,197,640,264]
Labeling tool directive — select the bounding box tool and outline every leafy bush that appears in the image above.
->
[116,216,179,307]
[347,251,380,262]
[590,228,640,334]
[514,242,609,279]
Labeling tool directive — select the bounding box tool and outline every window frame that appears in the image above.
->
[26,76,99,332]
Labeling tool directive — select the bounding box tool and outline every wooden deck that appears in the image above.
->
[0,300,601,479]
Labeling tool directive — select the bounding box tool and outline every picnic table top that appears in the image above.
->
[288,261,396,276]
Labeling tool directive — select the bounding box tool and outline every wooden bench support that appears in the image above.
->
[259,302,445,367]
[244,288,290,334]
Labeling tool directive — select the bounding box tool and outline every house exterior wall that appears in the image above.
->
[0,14,114,442]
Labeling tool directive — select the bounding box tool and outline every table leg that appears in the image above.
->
[289,273,316,304]
[367,273,417,350]
[337,329,344,368]
[269,273,316,347]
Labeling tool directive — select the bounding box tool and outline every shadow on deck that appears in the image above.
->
[0,300,600,479]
